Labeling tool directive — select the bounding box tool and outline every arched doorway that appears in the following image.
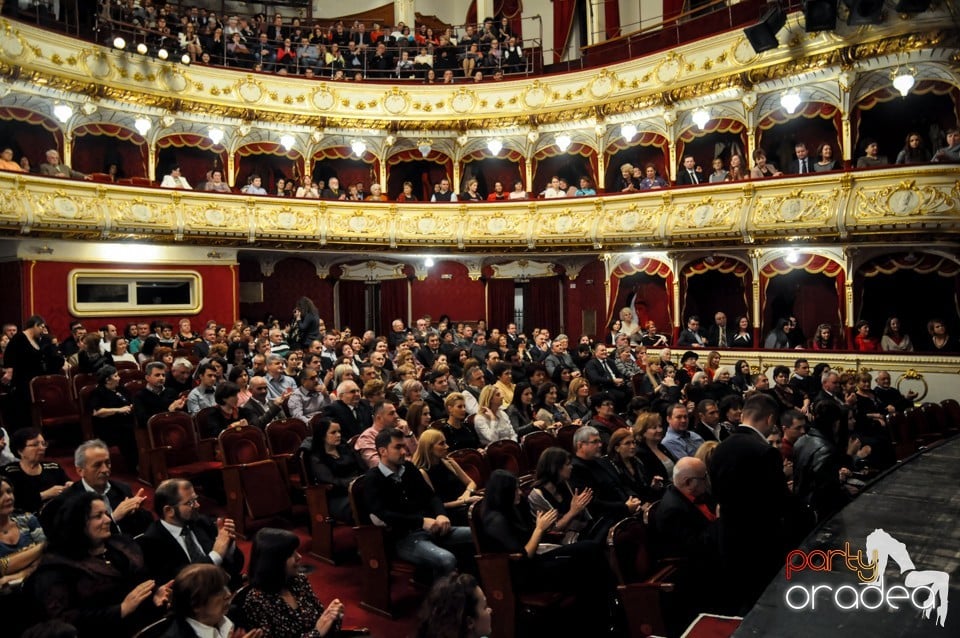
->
[0,107,62,169]
[760,254,844,348]
[757,103,841,172]
[604,131,670,192]
[676,118,747,179]
[531,143,597,195]
[386,149,453,201]
[680,257,752,330]
[311,146,378,194]
[156,133,227,187]
[236,142,303,194]
[72,123,148,178]
[606,258,674,338]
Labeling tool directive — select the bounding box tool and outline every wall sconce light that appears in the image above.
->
[785,249,800,264]
[351,139,367,156]
[556,134,572,152]
[424,257,435,268]
[52,104,74,123]
[280,134,296,152]
[780,89,802,114]
[692,108,710,130]
[133,118,151,136]
[621,123,638,142]
[892,68,916,97]
[207,128,224,145]
[417,140,432,157]
[487,139,503,155]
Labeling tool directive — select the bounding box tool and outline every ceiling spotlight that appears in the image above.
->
[743,4,786,54]
[351,140,367,156]
[785,250,800,264]
[629,254,641,266]
[621,123,637,142]
[556,134,572,152]
[803,0,838,32]
[52,104,74,123]
[424,257,435,268]
[280,134,296,152]
[207,127,224,145]
[113,37,126,50]
[892,69,915,97]
[133,117,151,136]
[846,0,885,26]
[780,90,802,114]
[692,108,710,130]
[181,54,191,65]
[137,42,148,55]
[487,139,503,155]
[157,48,169,60]
[417,140,432,158]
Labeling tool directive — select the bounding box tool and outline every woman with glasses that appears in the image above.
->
[0,428,70,515]
[28,492,172,637]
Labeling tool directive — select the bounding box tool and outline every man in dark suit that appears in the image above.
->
[421,370,450,422]
[138,478,243,587]
[362,428,472,578]
[570,425,642,536]
[40,440,153,537]
[416,333,443,369]
[192,326,217,360]
[705,311,733,348]
[676,315,707,348]
[789,142,812,174]
[676,154,702,185]
[692,399,725,442]
[133,361,187,428]
[709,393,789,614]
[322,379,372,439]
[239,375,286,429]
[788,358,819,401]
[584,343,630,410]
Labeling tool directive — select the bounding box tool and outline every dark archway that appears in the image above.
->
[763,271,842,348]
[682,268,749,328]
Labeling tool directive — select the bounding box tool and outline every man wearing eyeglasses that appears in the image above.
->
[570,425,643,540]
[139,478,244,588]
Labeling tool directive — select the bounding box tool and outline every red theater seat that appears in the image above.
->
[146,411,222,485]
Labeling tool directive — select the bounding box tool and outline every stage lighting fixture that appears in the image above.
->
[894,0,930,13]
[113,37,126,50]
[844,0,884,25]
[743,4,787,54]
[803,0,838,32]
[136,43,148,55]
[157,48,169,60]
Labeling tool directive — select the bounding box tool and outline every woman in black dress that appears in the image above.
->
[0,428,71,515]
[305,418,364,522]
[412,429,481,526]
[292,296,321,350]
[89,366,139,468]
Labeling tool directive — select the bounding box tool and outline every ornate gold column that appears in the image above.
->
[595,123,606,185]
[147,143,157,183]
[839,70,855,169]
[742,90,757,166]
[63,133,73,170]
[664,109,677,181]
[226,152,236,188]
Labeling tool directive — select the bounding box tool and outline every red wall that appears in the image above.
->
[563,259,607,340]
[21,260,238,340]
[411,260,485,323]
[0,261,23,328]
[238,257,335,325]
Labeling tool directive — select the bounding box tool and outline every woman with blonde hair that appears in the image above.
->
[413,429,481,525]
[473,385,516,446]
[694,440,719,468]
[564,377,591,423]
[703,351,721,381]
[633,412,677,485]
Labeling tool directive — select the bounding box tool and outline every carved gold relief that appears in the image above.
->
[522,81,548,109]
[383,87,409,114]
[237,76,264,103]
[665,196,741,234]
[600,203,660,235]
[395,210,457,240]
[326,209,390,239]
[464,211,527,240]
[588,69,617,98]
[538,210,590,236]
[752,189,837,227]
[184,203,245,232]
[112,198,173,227]
[258,207,318,236]
[34,191,99,225]
[854,179,957,220]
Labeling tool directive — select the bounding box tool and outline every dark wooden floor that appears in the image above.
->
[736,435,960,637]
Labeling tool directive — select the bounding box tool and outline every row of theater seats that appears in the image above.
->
[890,400,960,460]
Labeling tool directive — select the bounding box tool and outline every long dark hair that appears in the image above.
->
[248,528,300,594]
[295,296,318,318]
[533,447,570,488]
[309,417,337,456]
[532,382,558,412]
[484,469,519,517]
[49,492,104,559]
[509,381,534,419]
[415,573,484,638]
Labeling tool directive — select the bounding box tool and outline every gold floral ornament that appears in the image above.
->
[450,88,476,114]
[522,81,548,109]
[855,179,955,220]
[896,369,927,402]
[383,87,409,115]
[237,76,263,103]
[589,69,617,98]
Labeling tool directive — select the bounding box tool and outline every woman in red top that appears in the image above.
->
[853,320,880,352]
[396,180,417,202]
[812,323,835,350]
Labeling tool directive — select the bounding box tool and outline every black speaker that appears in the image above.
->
[744,4,787,54]
[894,0,931,12]
[804,0,838,32]
[845,0,884,25]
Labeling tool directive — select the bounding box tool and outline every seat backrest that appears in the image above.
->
[467,500,485,553]
[555,424,579,453]
[607,516,654,585]
[521,430,555,470]
[123,380,146,403]
[78,384,97,415]
[942,399,960,425]
[238,459,292,518]
[114,360,140,373]
[194,406,221,440]
[147,411,199,466]
[485,439,526,476]
[71,372,97,399]
[219,425,269,465]
[920,402,946,433]
[449,448,490,488]
[132,616,174,638]
[348,475,372,525]
[265,418,309,456]
[30,375,77,419]
[119,368,144,387]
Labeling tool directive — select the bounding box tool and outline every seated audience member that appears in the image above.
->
[27,492,172,638]
[638,164,668,190]
[239,375,286,430]
[1,428,71,515]
[564,377,592,423]
[202,382,248,437]
[527,447,595,543]
[162,564,241,638]
[923,318,958,353]
[203,169,232,193]
[708,157,728,182]
[853,320,880,352]
[532,382,571,428]
[243,528,346,638]
[661,403,705,459]
[764,318,793,349]
[287,368,330,423]
[355,401,416,468]
[0,147,24,172]
[473,385,516,445]
[439,392,480,451]
[692,399,725,443]
[792,401,853,524]
[414,573,492,638]
[323,380,372,438]
[413,429,481,527]
[39,149,90,180]
[540,175,565,198]
[0,475,46,597]
[574,176,596,196]
[77,332,113,374]
[187,362,220,415]
[0,426,15,466]
[855,139,887,168]
[896,132,931,164]
[607,428,663,503]
[241,175,267,195]
[304,418,364,522]
[165,357,196,395]
[479,469,609,633]
[508,179,527,199]
[750,149,782,178]
[872,370,916,413]
[725,154,747,181]
[396,180,418,202]
[814,143,838,171]
[507,382,547,436]
[569,426,643,537]
[39,440,150,538]
[460,178,483,202]
[88,366,139,467]
[811,323,835,350]
[880,316,913,352]
[362,428,473,579]
[160,165,193,189]
[931,127,960,163]
[676,155,702,185]
[789,142,814,174]
[589,393,629,447]
[139,478,243,588]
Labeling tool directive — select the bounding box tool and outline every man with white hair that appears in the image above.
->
[323,380,372,438]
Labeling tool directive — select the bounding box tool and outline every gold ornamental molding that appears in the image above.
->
[0,165,957,253]
[0,13,956,129]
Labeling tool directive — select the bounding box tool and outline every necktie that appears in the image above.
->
[603,361,614,379]
[689,171,697,184]
[718,330,726,347]
[181,526,206,562]
[800,160,807,174]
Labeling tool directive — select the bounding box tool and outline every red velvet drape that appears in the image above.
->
[379,279,409,336]
[338,280,368,333]
[487,278,516,332]
[605,0,621,38]
[552,0,577,63]
[72,129,148,178]
[461,156,523,197]
[527,276,561,335]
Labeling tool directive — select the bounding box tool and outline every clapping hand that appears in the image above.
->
[113,488,147,520]
[534,509,558,532]
[569,488,593,514]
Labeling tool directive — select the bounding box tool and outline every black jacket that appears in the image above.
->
[138,515,244,588]
[40,479,153,538]
[322,400,372,440]
[792,429,850,522]
[361,462,445,539]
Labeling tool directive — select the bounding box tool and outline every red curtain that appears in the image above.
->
[0,107,62,169]
[156,134,227,185]
[759,255,844,343]
[532,143,598,194]
[72,128,147,178]
[552,0,577,63]
[606,258,674,330]
[386,149,453,200]
[461,156,523,197]
[338,280,368,333]
[681,257,752,325]
[527,276,561,335]
[238,258,334,325]
[379,279,409,336]
[605,0,621,39]
[487,278,516,332]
